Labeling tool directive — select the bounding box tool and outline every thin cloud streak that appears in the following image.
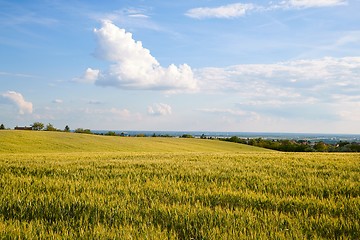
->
[186,0,348,19]
[185,3,257,19]
[277,0,347,9]
[0,71,38,78]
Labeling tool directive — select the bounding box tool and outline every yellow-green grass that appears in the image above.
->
[0,130,269,154]
[0,131,359,239]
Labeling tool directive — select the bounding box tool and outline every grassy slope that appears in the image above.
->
[0,130,270,153]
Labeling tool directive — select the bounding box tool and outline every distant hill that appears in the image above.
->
[0,130,271,154]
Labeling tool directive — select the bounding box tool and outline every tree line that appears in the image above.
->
[31,122,93,134]
[2,122,359,152]
[0,122,72,132]
[29,122,71,132]
[221,136,360,152]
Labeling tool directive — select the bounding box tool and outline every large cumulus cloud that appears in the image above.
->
[87,21,197,92]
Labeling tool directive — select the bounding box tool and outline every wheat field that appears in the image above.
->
[0,131,359,239]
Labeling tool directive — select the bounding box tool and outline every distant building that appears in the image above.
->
[14,126,33,130]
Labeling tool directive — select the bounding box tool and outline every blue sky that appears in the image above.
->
[1,0,360,133]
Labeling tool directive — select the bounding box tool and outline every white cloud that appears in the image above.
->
[74,68,100,84]
[197,56,360,94]
[125,8,150,19]
[87,21,197,92]
[0,71,37,78]
[185,3,256,19]
[109,108,131,118]
[337,109,360,121]
[331,97,360,121]
[196,56,360,121]
[185,1,347,20]
[148,103,172,116]
[88,100,104,105]
[52,99,63,104]
[278,0,347,9]
[99,8,151,22]
[1,91,33,114]
[128,14,149,19]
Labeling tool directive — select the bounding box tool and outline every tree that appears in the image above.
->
[45,123,57,131]
[181,134,193,138]
[0,124,5,130]
[105,131,116,136]
[64,125,70,132]
[338,141,350,148]
[314,141,328,152]
[31,122,44,131]
[74,128,92,134]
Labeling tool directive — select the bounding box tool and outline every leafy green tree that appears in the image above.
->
[0,124,5,130]
[135,133,146,137]
[105,131,116,136]
[314,141,328,152]
[45,123,57,131]
[338,141,350,147]
[31,122,44,131]
[64,125,70,132]
[74,128,92,134]
[349,143,360,152]
[181,134,193,138]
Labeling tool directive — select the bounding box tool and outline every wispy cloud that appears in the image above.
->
[52,99,63,104]
[276,0,347,9]
[0,12,58,27]
[96,8,148,21]
[197,56,360,121]
[125,8,150,18]
[197,56,360,94]
[0,2,58,27]
[90,7,162,32]
[337,107,360,121]
[186,0,348,19]
[1,91,33,114]
[148,103,172,116]
[87,100,104,105]
[0,71,37,78]
[185,3,257,19]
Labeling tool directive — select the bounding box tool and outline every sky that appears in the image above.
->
[1,0,360,133]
